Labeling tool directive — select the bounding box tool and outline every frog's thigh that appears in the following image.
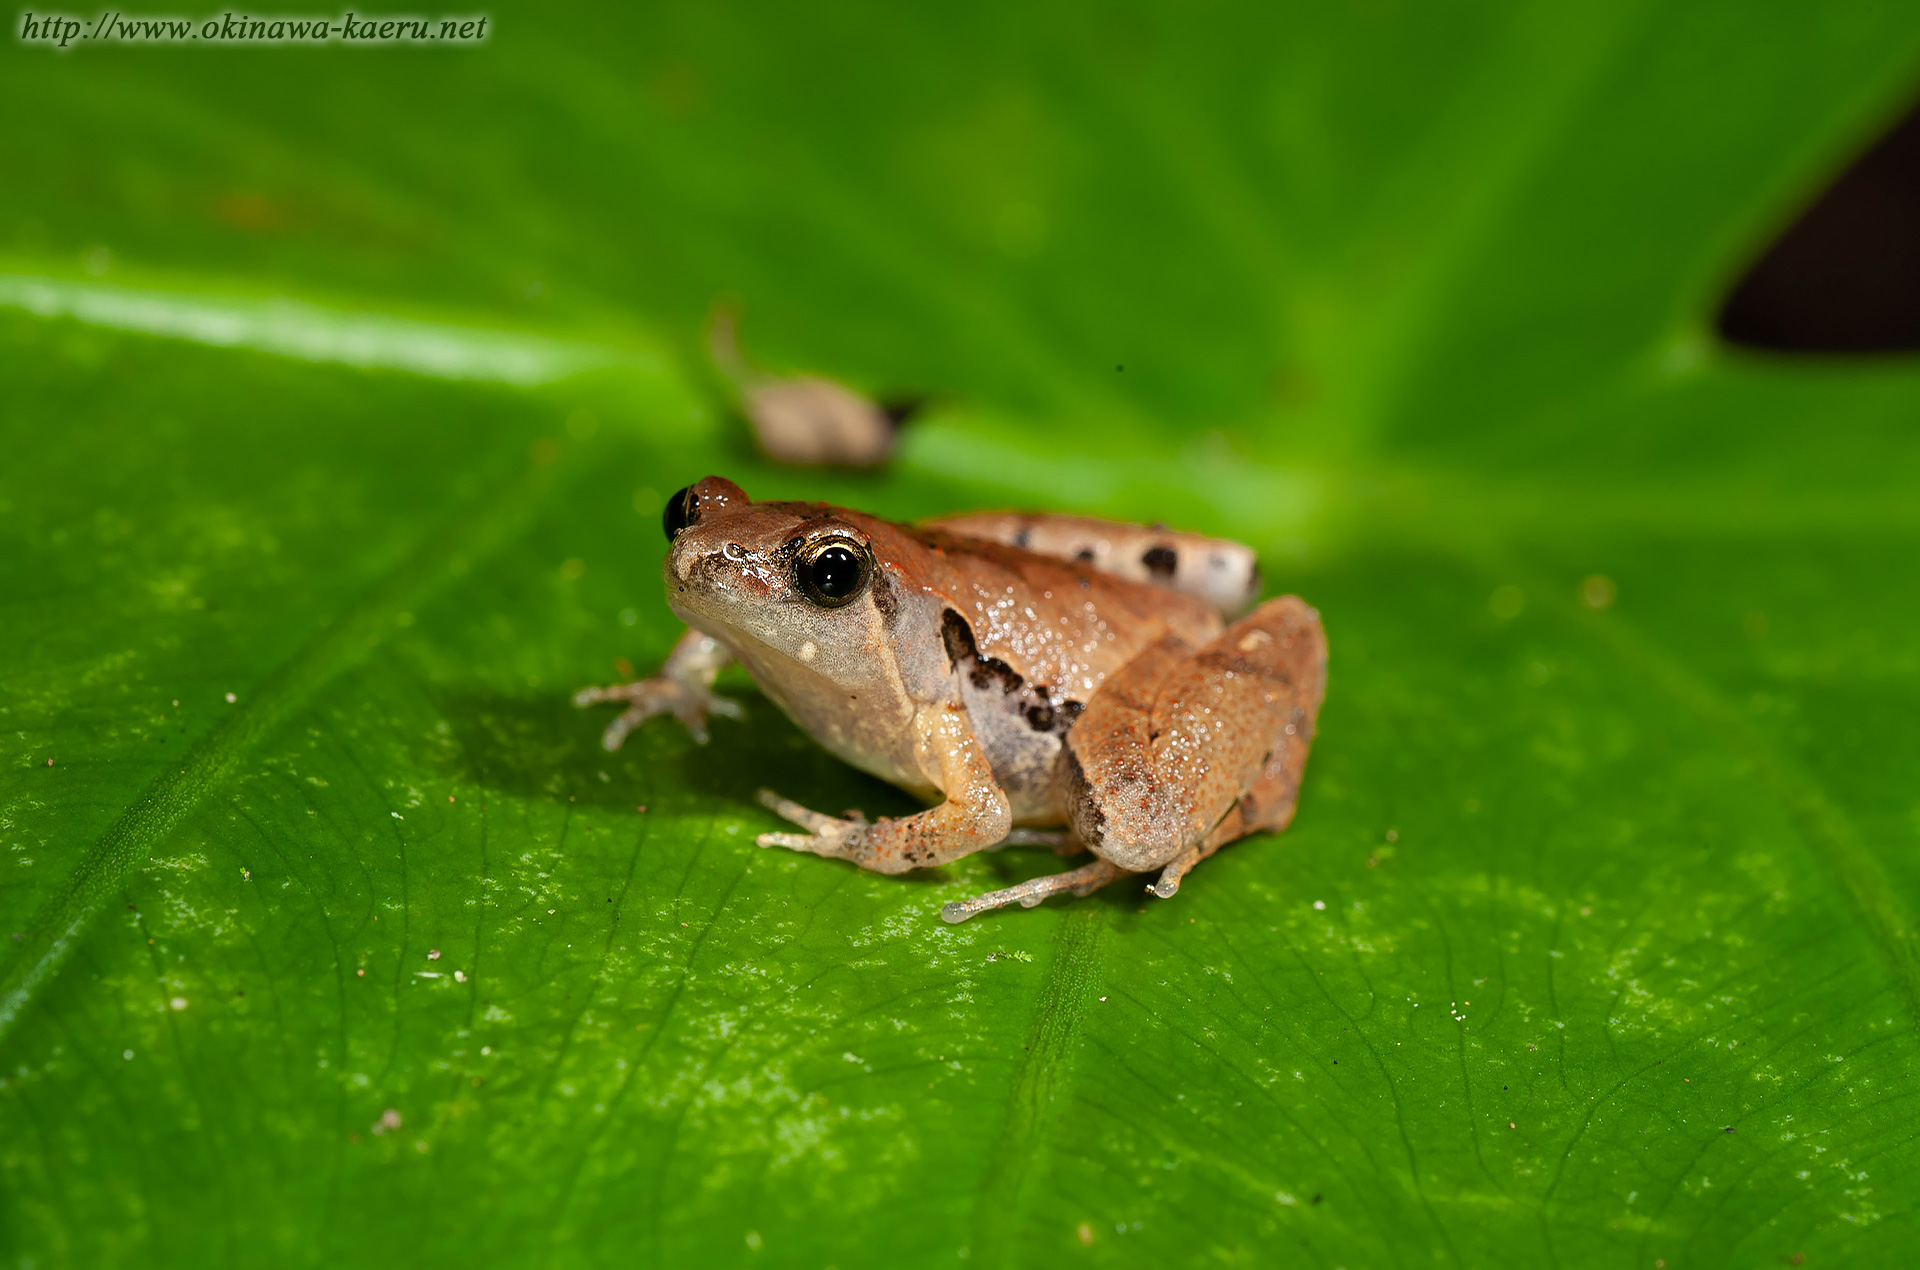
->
[1064,596,1328,875]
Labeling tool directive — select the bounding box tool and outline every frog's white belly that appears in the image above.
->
[730,642,941,802]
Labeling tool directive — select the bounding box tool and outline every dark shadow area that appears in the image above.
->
[1720,96,1920,352]
[878,393,929,429]
[434,686,908,816]
[430,685,1088,889]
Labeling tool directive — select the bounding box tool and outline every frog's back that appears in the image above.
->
[857,517,1223,701]
[924,509,1262,617]
[840,514,1226,824]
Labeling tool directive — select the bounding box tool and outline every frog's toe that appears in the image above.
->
[758,830,842,857]
[757,827,870,859]
[573,682,631,708]
[939,858,1126,923]
[755,790,870,857]
[1149,847,1202,899]
[707,694,746,720]
[755,788,867,835]
[600,704,654,752]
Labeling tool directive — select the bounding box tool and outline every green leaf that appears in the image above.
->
[6,4,1920,1266]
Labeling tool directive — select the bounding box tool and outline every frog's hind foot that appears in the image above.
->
[939,858,1125,924]
[1148,843,1214,899]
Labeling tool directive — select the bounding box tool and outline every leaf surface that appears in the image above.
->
[4,3,1920,1265]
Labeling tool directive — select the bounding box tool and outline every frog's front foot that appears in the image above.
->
[573,677,744,750]
[755,788,871,858]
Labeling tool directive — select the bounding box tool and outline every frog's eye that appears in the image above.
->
[662,485,698,540]
[795,535,873,609]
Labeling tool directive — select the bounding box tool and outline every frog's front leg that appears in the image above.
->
[757,703,1012,873]
[573,627,743,750]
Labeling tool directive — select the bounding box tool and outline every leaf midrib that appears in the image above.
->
[971,904,1106,1265]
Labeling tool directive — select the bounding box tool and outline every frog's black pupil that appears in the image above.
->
[807,545,862,599]
[662,485,696,541]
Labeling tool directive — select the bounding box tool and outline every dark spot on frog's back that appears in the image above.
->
[1143,545,1178,578]
[941,606,1025,693]
[970,656,1023,693]
[941,608,975,668]
[1026,697,1084,734]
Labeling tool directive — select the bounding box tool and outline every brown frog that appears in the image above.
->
[576,476,1327,922]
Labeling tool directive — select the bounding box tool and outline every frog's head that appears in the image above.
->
[657,475,894,685]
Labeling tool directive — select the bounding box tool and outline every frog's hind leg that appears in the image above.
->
[939,858,1126,924]
[1064,595,1327,900]
[1149,704,1320,898]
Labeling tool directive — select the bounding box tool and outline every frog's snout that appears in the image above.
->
[666,535,770,604]
[670,539,699,583]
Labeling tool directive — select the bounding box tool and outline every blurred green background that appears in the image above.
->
[5,2,1920,1266]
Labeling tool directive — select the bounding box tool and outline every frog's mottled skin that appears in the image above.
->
[576,475,1326,921]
